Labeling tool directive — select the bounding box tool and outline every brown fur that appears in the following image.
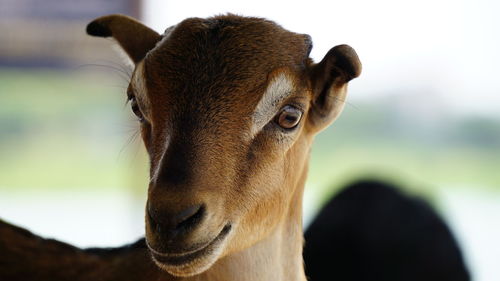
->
[0,14,361,281]
[0,219,166,281]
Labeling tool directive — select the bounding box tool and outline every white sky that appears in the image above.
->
[143,0,500,117]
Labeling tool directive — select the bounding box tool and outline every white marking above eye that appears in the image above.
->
[131,61,151,115]
[251,72,296,137]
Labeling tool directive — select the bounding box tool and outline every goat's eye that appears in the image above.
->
[129,97,144,122]
[275,105,302,130]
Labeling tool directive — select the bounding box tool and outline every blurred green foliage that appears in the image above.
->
[0,69,148,191]
[310,101,500,201]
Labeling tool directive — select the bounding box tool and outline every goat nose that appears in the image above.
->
[148,204,205,237]
[174,204,204,229]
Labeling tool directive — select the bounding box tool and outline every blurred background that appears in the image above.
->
[0,0,498,280]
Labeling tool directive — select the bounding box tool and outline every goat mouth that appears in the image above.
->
[148,224,232,268]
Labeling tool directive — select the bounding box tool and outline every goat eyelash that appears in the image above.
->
[125,94,146,123]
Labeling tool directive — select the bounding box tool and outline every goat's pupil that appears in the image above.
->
[277,105,302,129]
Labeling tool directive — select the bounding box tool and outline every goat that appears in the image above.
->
[0,14,361,281]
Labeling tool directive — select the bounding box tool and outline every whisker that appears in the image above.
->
[333,97,359,110]
[119,124,141,159]
[96,59,133,78]
[105,84,129,90]
[74,63,131,84]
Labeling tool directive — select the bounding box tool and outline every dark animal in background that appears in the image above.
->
[303,180,470,281]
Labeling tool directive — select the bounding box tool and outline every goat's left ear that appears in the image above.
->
[86,14,161,64]
[307,44,361,132]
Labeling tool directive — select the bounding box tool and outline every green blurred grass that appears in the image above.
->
[309,135,500,203]
[1,69,499,199]
[0,69,148,191]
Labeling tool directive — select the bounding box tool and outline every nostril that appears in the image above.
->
[175,204,205,231]
[147,203,205,237]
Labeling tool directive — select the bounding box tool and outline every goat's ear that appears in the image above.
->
[307,44,361,132]
[86,14,161,64]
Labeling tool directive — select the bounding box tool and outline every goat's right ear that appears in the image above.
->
[86,14,161,64]
[307,44,361,132]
